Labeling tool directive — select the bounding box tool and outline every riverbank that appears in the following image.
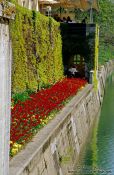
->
[9,60,114,175]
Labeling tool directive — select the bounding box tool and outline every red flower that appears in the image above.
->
[10,78,87,144]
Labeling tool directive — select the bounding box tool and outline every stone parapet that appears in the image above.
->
[0,1,15,174]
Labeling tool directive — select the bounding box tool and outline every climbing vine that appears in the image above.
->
[10,5,63,94]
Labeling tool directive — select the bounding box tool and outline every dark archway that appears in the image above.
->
[60,23,96,80]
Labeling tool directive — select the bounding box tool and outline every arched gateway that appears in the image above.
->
[60,23,99,82]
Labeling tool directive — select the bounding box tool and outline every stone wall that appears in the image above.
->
[9,60,114,175]
[0,2,14,174]
[97,60,114,105]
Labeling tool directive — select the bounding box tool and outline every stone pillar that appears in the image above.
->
[89,70,94,84]
[35,0,39,11]
[0,2,15,175]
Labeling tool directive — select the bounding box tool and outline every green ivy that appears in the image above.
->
[10,5,63,94]
[74,0,114,65]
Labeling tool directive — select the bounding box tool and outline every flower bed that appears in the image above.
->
[10,78,87,156]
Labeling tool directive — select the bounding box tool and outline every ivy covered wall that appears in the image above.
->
[10,5,63,94]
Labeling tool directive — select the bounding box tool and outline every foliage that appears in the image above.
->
[74,8,90,22]
[12,90,34,104]
[10,5,63,94]
[94,0,114,64]
[10,78,87,156]
[74,0,114,64]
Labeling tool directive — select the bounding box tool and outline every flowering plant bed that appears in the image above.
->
[10,78,87,157]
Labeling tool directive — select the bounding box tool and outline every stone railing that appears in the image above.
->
[0,1,14,174]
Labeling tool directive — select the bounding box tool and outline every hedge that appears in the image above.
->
[10,5,63,94]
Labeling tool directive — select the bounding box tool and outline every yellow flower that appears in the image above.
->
[11,148,18,155]
[32,115,35,118]
[13,143,19,148]
[18,144,22,149]
[12,142,22,149]
[10,141,13,144]
[11,142,23,156]
[80,86,84,89]
[48,116,52,120]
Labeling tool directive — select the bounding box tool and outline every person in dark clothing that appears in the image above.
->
[63,17,67,22]
[66,16,72,23]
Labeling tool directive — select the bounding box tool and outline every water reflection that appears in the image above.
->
[74,73,114,175]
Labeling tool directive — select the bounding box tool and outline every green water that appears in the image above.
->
[75,73,114,175]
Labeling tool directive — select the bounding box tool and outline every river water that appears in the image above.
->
[74,73,114,175]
